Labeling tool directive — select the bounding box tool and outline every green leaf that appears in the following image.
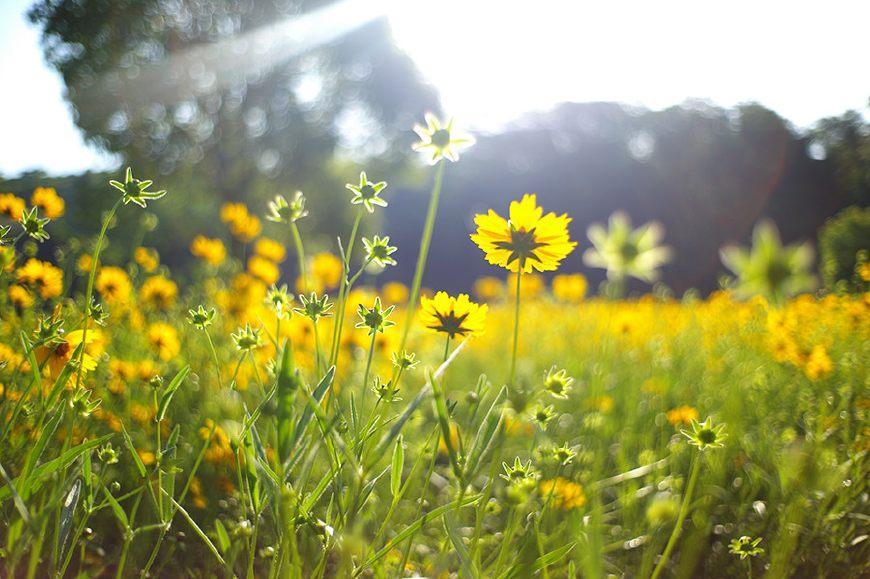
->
[531,541,576,571]
[156,365,190,422]
[390,435,404,500]
[100,480,129,531]
[0,460,33,530]
[7,434,113,501]
[21,405,65,481]
[443,511,476,577]
[58,479,82,561]
[429,369,463,483]
[276,339,300,463]
[463,385,507,481]
[120,422,147,478]
[288,366,335,451]
[214,519,231,554]
[167,493,226,566]
[358,494,481,573]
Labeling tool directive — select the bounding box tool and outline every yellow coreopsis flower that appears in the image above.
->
[666,405,700,427]
[148,322,180,361]
[16,258,64,299]
[311,252,342,289]
[0,193,26,220]
[134,247,159,272]
[804,345,833,380]
[36,329,99,379]
[96,266,132,303]
[8,284,33,309]
[473,276,504,301]
[381,281,409,305]
[470,194,577,273]
[248,255,280,285]
[221,202,261,242]
[539,477,586,510]
[418,292,488,340]
[30,187,65,218]
[190,235,227,266]
[254,237,286,263]
[552,273,587,302]
[140,275,178,310]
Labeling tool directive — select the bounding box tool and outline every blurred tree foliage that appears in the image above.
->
[27,0,439,249]
[384,102,867,294]
[819,206,870,292]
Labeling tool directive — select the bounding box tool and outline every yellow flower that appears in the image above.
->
[586,395,614,413]
[140,275,178,310]
[30,187,65,218]
[419,291,488,340]
[0,193,26,220]
[859,262,870,282]
[16,258,63,299]
[804,345,833,380]
[552,273,587,302]
[77,254,93,273]
[36,329,99,379]
[137,450,156,466]
[254,238,286,263]
[311,252,342,289]
[190,236,227,266]
[473,276,504,302]
[148,322,180,361]
[381,281,409,305]
[220,202,261,242]
[666,405,699,427]
[96,266,132,303]
[134,247,159,272]
[507,272,544,299]
[470,194,577,273]
[8,285,33,309]
[539,477,586,510]
[248,255,280,285]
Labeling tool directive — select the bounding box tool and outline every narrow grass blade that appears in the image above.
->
[464,385,507,481]
[390,435,404,500]
[156,365,190,422]
[0,460,34,530]
[58,479,82,561]
[120,422,147,478]
[167,493,226,566]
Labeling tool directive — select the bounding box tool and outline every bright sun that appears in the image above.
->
[386,0,868,131]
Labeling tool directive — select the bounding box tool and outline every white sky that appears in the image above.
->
[1,0,867,177]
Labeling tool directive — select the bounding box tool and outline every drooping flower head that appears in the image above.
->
[19,207,50,242]
[418,292,488,340]
[109,167,166,208]
[346,172,388,213]
[267,191,308,225]
[355,297,396,336]
[682,417,727,451]
[294,292,334,321]
[362,235,397,268]
[411,113,475,164]
[470,194,577,273]
[583,212,672,283]
[720,220,816,302]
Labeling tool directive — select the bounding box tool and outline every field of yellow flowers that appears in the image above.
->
[0,115,867,578]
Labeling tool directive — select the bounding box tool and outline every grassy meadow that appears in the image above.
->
[0,122,868,578]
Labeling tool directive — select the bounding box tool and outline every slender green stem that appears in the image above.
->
[290,222,306,292]
[399,160,446,351]
[509,270,522,387]
[356,333,377,436]
[650,453,702,579]
[76,198,123,390]
[204,329,224,389]
[329,211,363,365]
